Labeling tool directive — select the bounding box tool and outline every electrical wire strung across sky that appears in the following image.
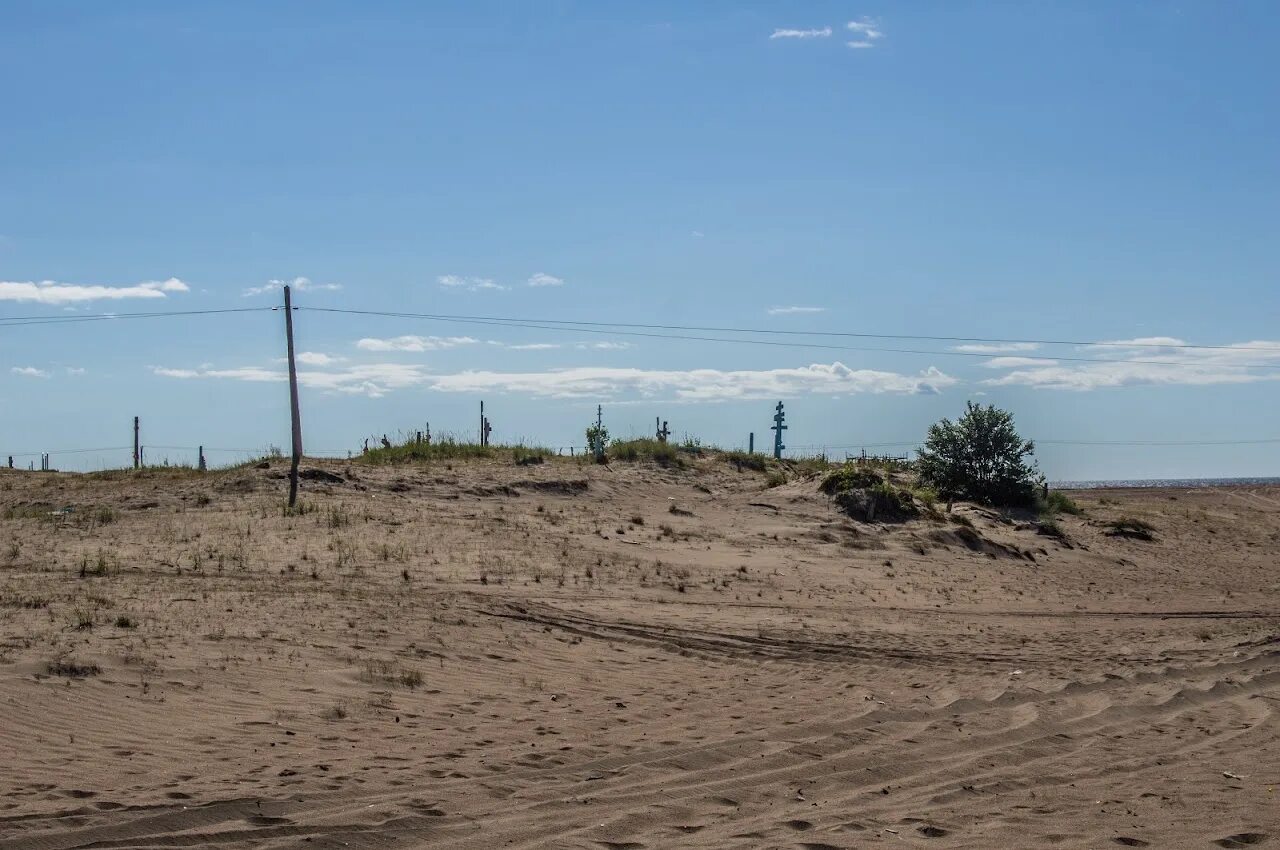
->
[2,302,1278,458]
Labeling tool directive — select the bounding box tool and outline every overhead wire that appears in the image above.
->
[298,307,1280,370]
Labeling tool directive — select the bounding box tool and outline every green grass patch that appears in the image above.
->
[609,439,684,468]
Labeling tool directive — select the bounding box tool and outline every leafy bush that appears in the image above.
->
[585,421,610,461]
[917,402,1041,507]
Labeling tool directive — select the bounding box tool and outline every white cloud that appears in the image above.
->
[438,275,507,292]
[771,26,832,39]
[10,366,49,378]
[242,276,341,297]
[527,272,565,288]
[691,230,705,238]
[65,366,85,375]
[983,337,1280,391]
[847,18,884,38]
[846,17,885,48]
[152,360,956,401]
[952,342,1041,354]
[577,341,634,350]
[0,278,189,304]
[507,343,562,351]
[356,335,479,352]
[768,306,826,316]
[296,351,343,366]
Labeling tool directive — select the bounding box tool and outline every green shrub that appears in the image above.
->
[819,464,884,495]
[917,402,1041,507]
[765,471,787,488]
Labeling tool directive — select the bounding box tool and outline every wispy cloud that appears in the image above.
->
[982,356,1055,369]
[506,343,562,351]
[983,337,1280,391]
[0,278,189,304]
[153,360,956,400]
[242,276,341,297]
[577,341,634,351]
[438,275,507,292]
[527,272,565,288]
[846,17,885,48]
[768,305,826,316]
[952,342,1041,354]
[10,366,50,378]
[770,26,832,40]
[355,335,479,352]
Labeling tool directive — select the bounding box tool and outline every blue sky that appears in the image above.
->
[2,1,1277,478]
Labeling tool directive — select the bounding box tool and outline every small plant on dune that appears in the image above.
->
[1039,490,1084,517]
[1037,517,1065,539]
[47,655,101,678]
[70,607,95,631]
[819,464,884,495]
[609,438,683,468]
[1106,517,1156,541]
[512,446,545,466]
[93,506,116,526]
[765,471,787,488]
[720,450,768,473]
[114,614,137,629]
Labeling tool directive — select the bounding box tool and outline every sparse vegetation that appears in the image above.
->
[820,464,884,495]
[610,438,683,468]
[1040,490,1084,516]
[46,656,101,678]
[1106,517,1156,541]
[721,450,768,472]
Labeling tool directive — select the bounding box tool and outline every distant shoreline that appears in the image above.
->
[1051,477,1280,490]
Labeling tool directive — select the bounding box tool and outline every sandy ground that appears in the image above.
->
[0,455,1277,849]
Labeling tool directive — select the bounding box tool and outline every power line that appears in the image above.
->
[0,307,273,327]
[297,307,1280,354]
[298,307,1280,370]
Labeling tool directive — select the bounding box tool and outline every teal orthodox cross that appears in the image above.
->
[771,401,787,459]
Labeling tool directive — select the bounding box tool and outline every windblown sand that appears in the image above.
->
[0,457,1277,849]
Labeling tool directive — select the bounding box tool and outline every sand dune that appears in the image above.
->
[0,457,1276,848]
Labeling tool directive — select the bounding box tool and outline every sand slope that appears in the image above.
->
[0,458,1277,848]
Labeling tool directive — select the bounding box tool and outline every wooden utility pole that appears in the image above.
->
[283,285,303,507]
[133,416,140,469]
